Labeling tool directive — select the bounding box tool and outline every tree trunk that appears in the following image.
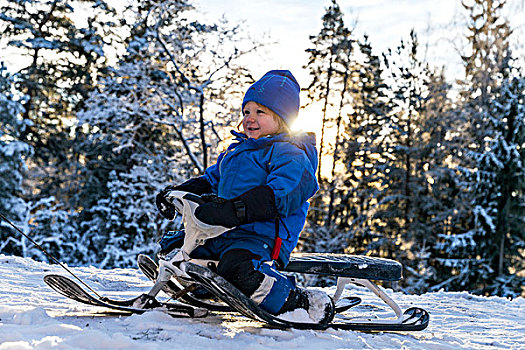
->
[199,92,207,171]
[327,70,349,227]
[317,55,335,183]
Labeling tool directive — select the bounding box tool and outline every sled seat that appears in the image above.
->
[282,253,404,310]
[282,253,402,281]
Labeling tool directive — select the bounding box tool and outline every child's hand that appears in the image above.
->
[194,186,277,228]
[200,193,228,204]
[194,200,241,228]
[156,178,213,220]
[156,186,177,220]
[171,177,212,195]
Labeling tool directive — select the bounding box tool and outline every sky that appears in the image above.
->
[194,0,525,131]
[194,0,524,85]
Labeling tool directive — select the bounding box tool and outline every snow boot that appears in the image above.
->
[278,287,335,324]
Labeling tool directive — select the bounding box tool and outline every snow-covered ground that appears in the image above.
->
[0,254,523,350]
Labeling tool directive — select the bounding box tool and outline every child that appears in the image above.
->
[156,70,334,324]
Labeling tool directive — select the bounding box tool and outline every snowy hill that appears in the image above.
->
[0,254,523,350]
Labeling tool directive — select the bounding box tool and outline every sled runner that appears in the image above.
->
[43,274,208,318]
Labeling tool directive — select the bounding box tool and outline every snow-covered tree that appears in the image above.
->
[78,167,163,268]
[438,68,525,297]
[324,35,358,227]
[0,65,83,263]
[487,72,525,297]
[342,32,454,292]
[25,197,82,264]
[460,0,512,112]
[74,22,188,265]
[0,0,117,204]
[0,65,32,255]
[438,0,525,297]
[335,35,390,240]
[301,35,390,257]
[300,0,359,267]
[74,0,259,267]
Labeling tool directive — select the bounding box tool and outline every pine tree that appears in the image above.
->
[325,35,357,227]
[303,0,353,225]
[441,0,524,296]
[0,0,116,204]
[488,71,525,297]
[304,0,350,182]
[0,65,32,254]
[341,36,394,255]
[350,31,454,292]
[460,0,511,112]
[449,66,525,297]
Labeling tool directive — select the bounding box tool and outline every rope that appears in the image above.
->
[0,212,102,298]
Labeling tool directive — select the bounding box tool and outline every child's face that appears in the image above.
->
[242,101,280,139]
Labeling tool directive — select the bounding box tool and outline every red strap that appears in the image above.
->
[271,237,282,260]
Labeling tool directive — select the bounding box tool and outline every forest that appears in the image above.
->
[0,0,523,298]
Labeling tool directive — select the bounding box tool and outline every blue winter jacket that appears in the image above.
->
[202,130,319,266]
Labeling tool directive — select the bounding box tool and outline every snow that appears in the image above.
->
[0,254,523,350]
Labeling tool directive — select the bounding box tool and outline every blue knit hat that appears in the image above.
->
[242,70,300,127]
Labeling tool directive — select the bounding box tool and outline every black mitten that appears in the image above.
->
[156,187,176,220]
[194,186,277,228]
[171,177,212,195]
[156,177,212,220]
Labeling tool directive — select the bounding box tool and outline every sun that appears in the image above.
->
[292,104,323,134]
